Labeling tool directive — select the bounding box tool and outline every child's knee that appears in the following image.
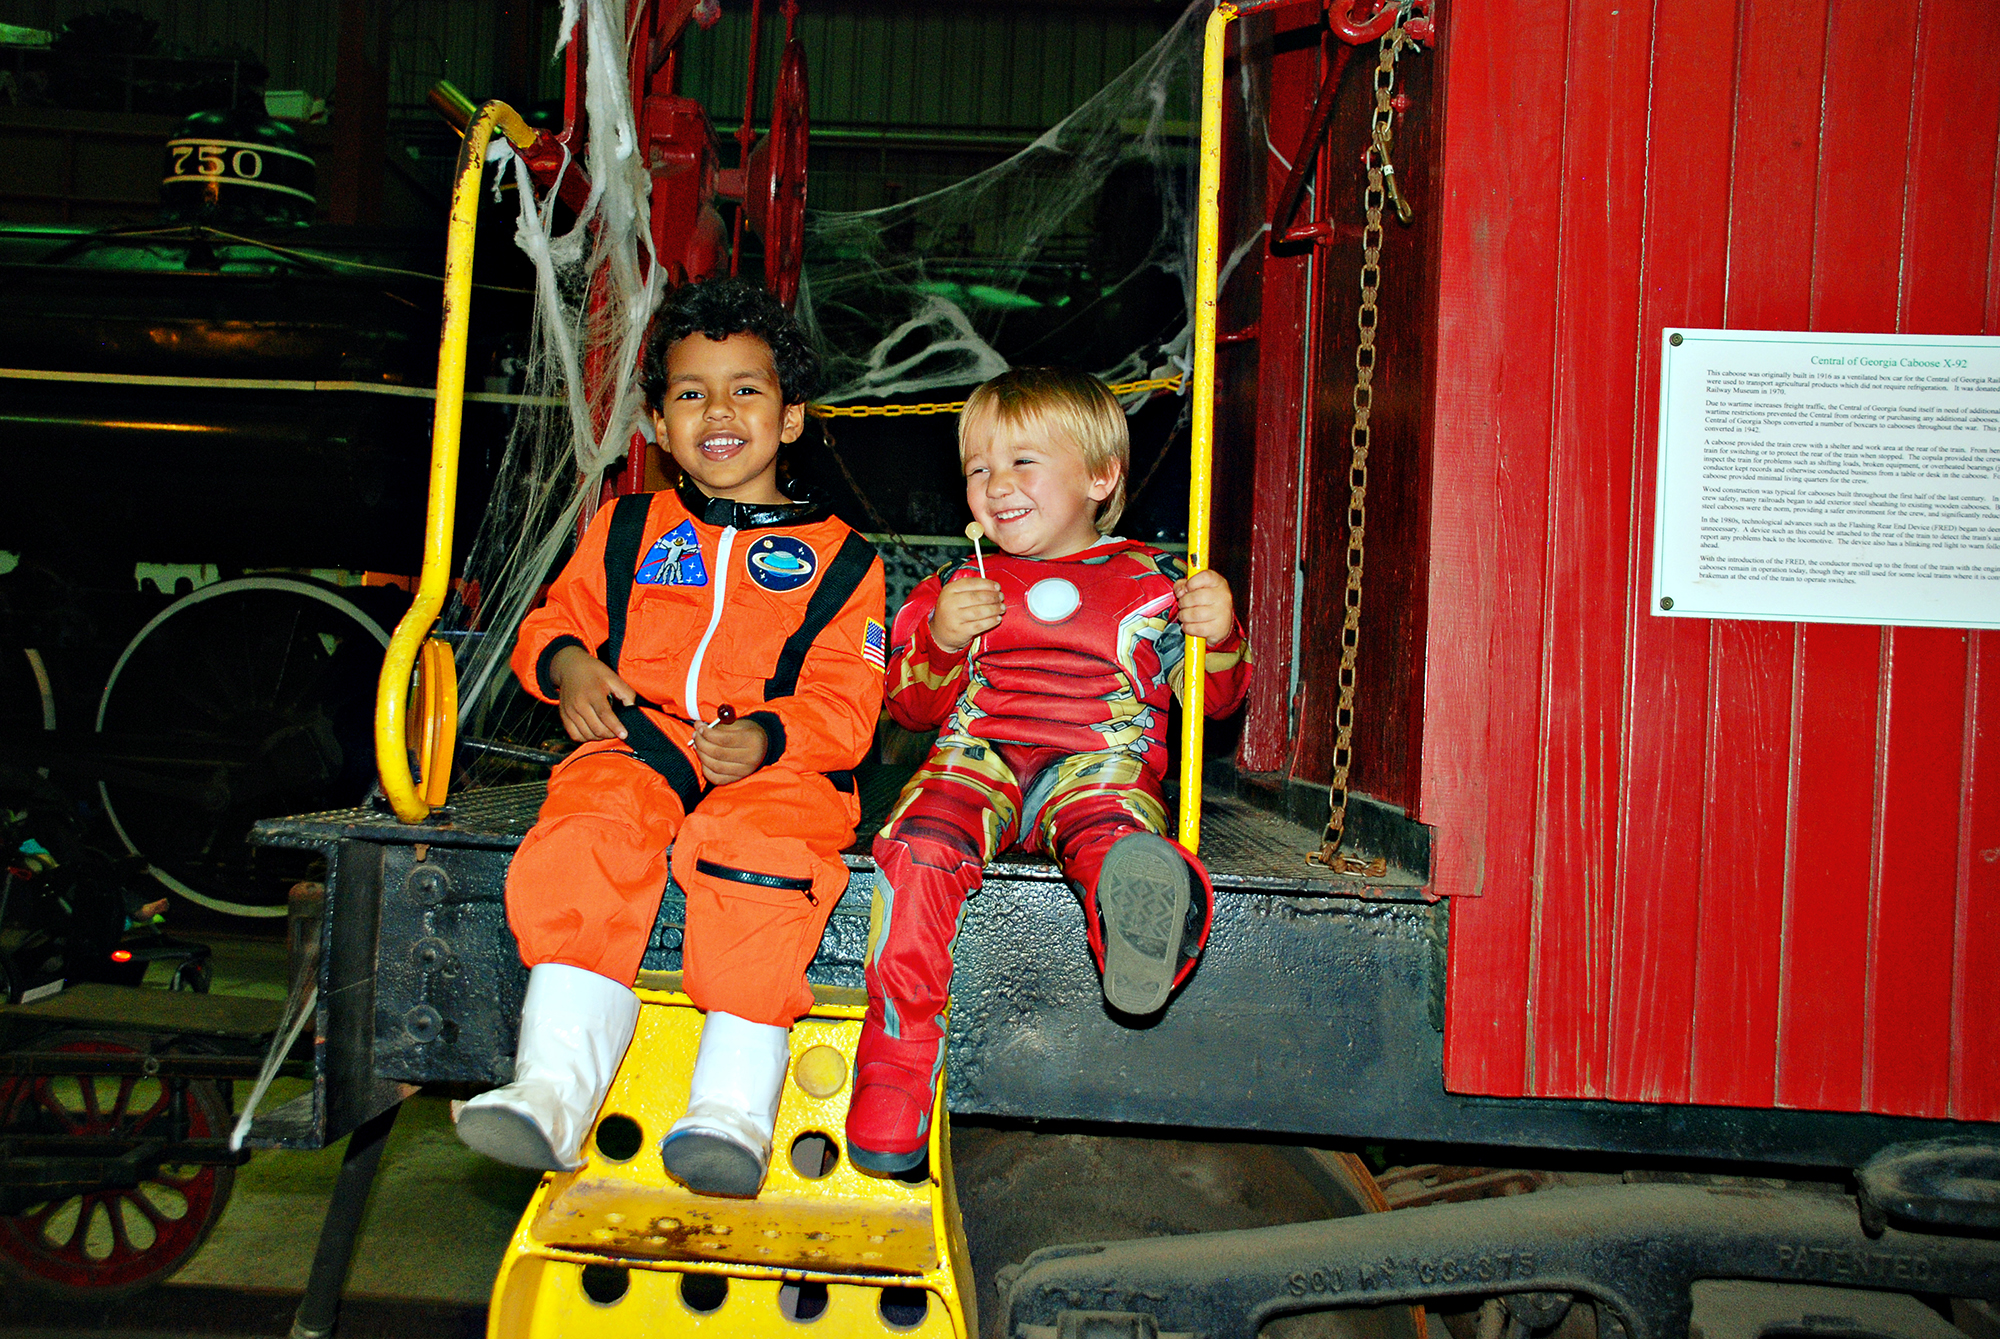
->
[877,783,1007,879]
[672,828,840,1022]
[510,813,672,912]
[507,813,672,977]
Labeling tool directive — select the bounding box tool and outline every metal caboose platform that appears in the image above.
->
[247,768,1984,1171]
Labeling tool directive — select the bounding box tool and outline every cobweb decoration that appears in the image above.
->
[436,0,659,756]
[799,0,1232,409]
[436,0,1270,771]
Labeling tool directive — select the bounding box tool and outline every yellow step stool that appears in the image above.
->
[488,976,974,1339]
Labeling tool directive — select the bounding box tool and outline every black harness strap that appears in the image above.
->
[597,492,654,675]
[764,531,880,699]
[592,494,869,806]
[594,493,705,812]
[614,704,704,815]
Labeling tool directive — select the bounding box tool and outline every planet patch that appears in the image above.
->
[747,535,818,591]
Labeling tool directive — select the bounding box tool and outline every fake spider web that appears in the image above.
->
[439,0,1270,774]
[800,0,1221,407]
[434,0,658,763]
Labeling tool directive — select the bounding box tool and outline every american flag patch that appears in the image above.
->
[863,619,888,668]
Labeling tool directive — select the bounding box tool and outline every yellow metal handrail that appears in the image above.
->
[377,50,1235,832]
[1175,2,1235,855]
[374,99,538,823]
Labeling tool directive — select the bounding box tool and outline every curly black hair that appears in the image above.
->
[639,277,822,411]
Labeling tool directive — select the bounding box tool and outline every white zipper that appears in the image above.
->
[684,525,737,723]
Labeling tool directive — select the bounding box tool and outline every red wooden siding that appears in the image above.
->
[1426,0,2000,1120]
[1958,642,2000,1118]
[1237,9,1319,776]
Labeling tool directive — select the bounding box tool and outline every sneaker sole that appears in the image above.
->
[455,1106,569,1172]
[1097,833,1190,1015]
[848,1139,928,1177]
[661,1129,766,1197]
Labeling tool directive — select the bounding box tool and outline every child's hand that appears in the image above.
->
[930,577,1005,654]
[694,719,768,786]
[1174,568,1236,643]
[550,646,636,742]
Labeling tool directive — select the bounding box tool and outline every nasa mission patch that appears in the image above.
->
[636,520,708,586]
[746,535,818,592]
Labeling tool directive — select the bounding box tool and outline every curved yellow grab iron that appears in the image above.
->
[407,635,459,809]
[1175,2,1236,856]
[374,99,538,823]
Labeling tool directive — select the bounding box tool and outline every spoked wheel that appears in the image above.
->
[0,643,60,784]
[0,1033,234,1298]
[746,36,809,306]
[95,576,390,918]
[1,644,58,737]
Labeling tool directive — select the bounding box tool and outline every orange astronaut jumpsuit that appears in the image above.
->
[506,479,886,1027]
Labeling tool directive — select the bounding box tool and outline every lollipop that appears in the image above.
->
[964,521,988,579]
[691,703,737,743]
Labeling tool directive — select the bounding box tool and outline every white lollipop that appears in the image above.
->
[964,521,988,578]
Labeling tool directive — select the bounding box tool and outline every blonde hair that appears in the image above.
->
[958,367,1129,533]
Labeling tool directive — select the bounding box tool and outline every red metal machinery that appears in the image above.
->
[500,0,807,300]
[489,0,809,498]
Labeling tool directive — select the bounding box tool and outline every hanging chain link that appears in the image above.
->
[1314,11,1415,877]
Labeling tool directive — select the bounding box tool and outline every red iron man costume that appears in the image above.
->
[862,538,1252,1054]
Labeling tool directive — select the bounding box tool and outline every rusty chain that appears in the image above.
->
[1313,10,1416,877]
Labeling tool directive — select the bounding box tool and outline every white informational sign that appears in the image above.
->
[1653,328,2000,629]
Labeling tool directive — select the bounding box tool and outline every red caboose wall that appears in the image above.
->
[1422,0,2000,1120]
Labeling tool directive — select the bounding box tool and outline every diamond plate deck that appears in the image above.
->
[254,773,1427,897]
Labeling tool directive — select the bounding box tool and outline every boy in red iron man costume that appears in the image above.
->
[844,367,1251,1174]
[456,279,886,1199]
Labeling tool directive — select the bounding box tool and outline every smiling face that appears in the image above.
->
[961,408,1118,560]
[652,331,804,504]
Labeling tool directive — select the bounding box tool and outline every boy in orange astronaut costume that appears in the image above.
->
[844,367,1250,1174]
[456,279,885,1199]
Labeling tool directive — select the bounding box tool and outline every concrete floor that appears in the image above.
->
[0,932,539,1335]
[171,1083,540,1301]
[173,934,541,1304]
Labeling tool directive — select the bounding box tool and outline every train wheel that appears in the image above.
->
[954,1128,1425,1339]
[0,1033,235,1298]
[746,36,809,306]
[1,645,60,781]
[95,577,390,918]
[2,645,58,735]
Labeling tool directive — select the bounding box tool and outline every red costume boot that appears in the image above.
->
[846,1026,945,1175]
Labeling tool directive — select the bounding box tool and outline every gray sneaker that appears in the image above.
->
[1095,833,1192,1015]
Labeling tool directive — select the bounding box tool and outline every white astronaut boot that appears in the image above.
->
[658,1010,791,1197]
[455,962,641,1171]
